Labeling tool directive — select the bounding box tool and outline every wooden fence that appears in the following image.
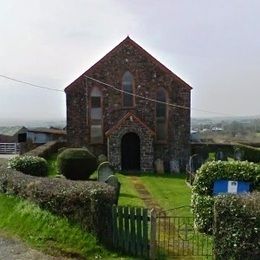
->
[112,205,150,258]
[0,143,20,154]
[112,205,213,259]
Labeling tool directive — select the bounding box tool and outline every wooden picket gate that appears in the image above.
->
[112,205,213,259]
[112,205,150,258]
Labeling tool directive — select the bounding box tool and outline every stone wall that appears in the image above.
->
[65,37,191,171]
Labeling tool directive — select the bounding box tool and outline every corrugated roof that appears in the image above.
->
[0,126,27,136]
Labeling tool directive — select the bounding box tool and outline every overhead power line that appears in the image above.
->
[84,75,233,116]
[0,73,233,116]
[0,74,64,92]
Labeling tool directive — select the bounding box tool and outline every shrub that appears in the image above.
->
[57,148,97,180]
[214,192,260,259]
[192,161,260,234]
[8,156,48,177]
[0,164,116,246]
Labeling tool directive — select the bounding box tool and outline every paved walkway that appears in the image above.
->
[0,234,68,260]
[0,154,16,159]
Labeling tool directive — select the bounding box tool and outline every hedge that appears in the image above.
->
[8,156,48,177]
[0,163,116,246]
[57,148,97,180]
[25,141,66,159]
[192,161,260,234]
[214,192,260,259]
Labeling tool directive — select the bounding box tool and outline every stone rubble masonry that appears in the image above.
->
[65,37,191,171]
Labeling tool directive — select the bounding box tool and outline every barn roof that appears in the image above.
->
[0,126,27,136]
[65,36,192,93]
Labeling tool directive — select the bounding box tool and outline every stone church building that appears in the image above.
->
[65,37,191,172]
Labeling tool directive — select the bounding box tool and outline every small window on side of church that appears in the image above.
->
[156,88,168,141]
[90,87,103,143]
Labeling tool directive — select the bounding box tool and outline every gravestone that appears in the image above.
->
[105,175,121,205]
[215,151,227,161]
[170,159,179,173]
[188,154,204,173]
[97,161,114,182]
[234,150,243,161]
[98,154,107,164]
[154,159,164,174]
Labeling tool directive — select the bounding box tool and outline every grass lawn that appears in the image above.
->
[0,194,119,259]
[46,153,59,176]
[116,172,192,215]
[117,173,145,207]
[140,173,192,215]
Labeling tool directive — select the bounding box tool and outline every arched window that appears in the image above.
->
[156,88,168,141]
[122,71,134,107]
[90,87,103,143]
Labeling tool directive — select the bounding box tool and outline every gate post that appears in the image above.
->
[150,209,157,260]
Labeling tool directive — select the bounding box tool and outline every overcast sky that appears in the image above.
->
[0,0,259,123]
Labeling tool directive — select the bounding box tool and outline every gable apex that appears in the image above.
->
[65,37,192,93]
[105,112,155,137]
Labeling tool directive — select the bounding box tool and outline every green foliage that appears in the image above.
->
[57,148,97,180]
[0,194,114,258]
[8,155,48,177]
[0,166,116,246]
[214,192,260,259]
[192,161,260,234]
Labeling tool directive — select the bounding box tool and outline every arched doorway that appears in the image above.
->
[121,132,140,171]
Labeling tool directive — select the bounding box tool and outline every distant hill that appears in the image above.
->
[0,118,66,128]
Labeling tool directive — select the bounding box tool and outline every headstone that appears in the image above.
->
[97,161,114,182]
[215,151,227,161]
[105,175,121,205]
[98,154,107,164]
[234,150,243,161]
[154,159,164,174]
[170,159,179,173]
[188,154,204,173]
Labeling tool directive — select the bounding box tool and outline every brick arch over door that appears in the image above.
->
[107,125,154,171]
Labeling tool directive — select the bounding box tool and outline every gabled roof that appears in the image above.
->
[105,112,155,136]
[65,36,192,93]
[0,126,27,136]
[27,127,66,135]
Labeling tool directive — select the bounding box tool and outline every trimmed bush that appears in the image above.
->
[8,156,48,177]
[214,192,260,259]
[192,161,260,234]
[57,148,97,180]
[0,164,116,246]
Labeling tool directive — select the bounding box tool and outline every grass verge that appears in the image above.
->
[0,194,119,259]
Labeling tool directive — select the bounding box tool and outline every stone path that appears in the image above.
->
[128,176,163,211]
